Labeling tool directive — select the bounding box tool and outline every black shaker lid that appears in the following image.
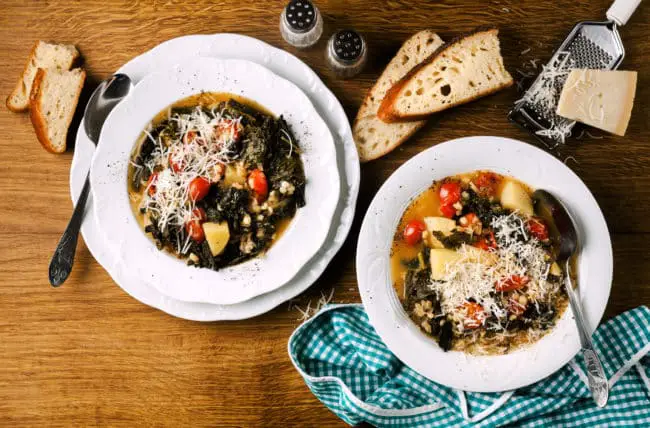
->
[284,0,317,33]
[332,29,364,62]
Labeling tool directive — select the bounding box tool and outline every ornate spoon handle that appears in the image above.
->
[564,259,609,408]
[49,173,91,287]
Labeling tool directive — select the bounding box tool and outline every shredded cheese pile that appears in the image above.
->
[429,212,556,333]
[139,107,243,252]
[515,51,576,145]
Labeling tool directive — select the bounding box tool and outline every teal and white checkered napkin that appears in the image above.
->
[288,304,650,427]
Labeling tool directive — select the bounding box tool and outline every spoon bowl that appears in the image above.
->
[533,189,609,408]
[49,74,132,287]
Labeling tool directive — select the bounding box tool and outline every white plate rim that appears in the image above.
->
[90,57,340,305]
[70,33,360,320]
[357,135,612,392]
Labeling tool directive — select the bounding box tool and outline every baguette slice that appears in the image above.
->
[353,30,444,162]
[6,41,79,112]
[29,68,86,154]
[378,27,513,122]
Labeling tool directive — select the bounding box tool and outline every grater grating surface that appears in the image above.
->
[509,21,624,148]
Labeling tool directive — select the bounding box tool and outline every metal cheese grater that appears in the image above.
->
[509,0,642,148]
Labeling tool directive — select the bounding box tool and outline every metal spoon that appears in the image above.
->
[49,74,132,287]
[532,189,609,408]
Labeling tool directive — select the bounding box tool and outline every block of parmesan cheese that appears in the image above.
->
[556,69,637,136]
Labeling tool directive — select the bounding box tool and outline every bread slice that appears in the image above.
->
[378,27,513,122]
[353,30,444,162]
[6,41,79,112]
[29,68,86,154]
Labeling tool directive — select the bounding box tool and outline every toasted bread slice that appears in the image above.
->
[353,30,444,162]
[29,68,86,154]
[6,41,79,112]
[378,27,513,122]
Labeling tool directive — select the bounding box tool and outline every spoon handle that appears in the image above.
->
[564,259,609,408]
[49,172,91,287]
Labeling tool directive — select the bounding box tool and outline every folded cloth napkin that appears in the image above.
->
[288,304,650,427]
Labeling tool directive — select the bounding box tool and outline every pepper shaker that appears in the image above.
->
[326,29,368,78]
[280,0,323,49]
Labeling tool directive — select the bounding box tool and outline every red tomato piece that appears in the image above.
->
[440,203,456,219]
[403,220,426,246]
[439,182,462,206]
[459,212,478,227]
[527,217,549,241]
[248,169,268,203]
[460,302,486,329]
[216,119,241,142]
[188,177,211,202]
[495,275,530,292]
[192,207,207,222]
[168,150,184,173]
[473,230,497,251]
[474,172,501,196]
[183,130,197,144]
[185,220,205,243]
[507,297,527,316]
[145,172,158,197]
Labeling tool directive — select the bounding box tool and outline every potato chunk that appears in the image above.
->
[223,163,247,187]
[203,222,230,256]
[424,216,456,236]
[430,249,462,281]
[500,180,533,216]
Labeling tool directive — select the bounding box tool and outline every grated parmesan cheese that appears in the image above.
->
[138,106,243,243]
[429,212,558,334]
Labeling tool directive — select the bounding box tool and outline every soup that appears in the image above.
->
[391,171,570,355]
[128,93,306,271]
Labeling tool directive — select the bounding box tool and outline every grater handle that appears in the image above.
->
[606,0,642,26]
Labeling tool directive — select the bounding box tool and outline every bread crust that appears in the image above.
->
[29,68,86,154]
[6,41,80,113]
[6,41,41,112]
[378,26,512,123]
[353,30,441,162]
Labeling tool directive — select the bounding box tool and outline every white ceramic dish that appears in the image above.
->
[90,57,339,306]
[357,136,612,392]
[71,34,359,319]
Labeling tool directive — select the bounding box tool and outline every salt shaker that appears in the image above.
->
[326,29,368,78]
[279,0,323,49]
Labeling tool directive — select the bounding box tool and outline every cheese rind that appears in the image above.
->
[556,69,637,136]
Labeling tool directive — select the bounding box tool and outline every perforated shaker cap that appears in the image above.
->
[284,0,317,33]
[331,29,365,63]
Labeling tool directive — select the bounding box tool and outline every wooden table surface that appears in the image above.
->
[1,0,648,426]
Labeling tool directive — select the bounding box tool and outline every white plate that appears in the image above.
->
[90,57,340,305]
[357,136,612,392]
[71,34,359,319]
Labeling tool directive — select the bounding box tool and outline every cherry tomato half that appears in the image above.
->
[185,220,205,243]
[507,297,527,316]
[146,172,158,197]
[460,212,478,227]
[183,130,197,144]
[439,182,462,206]
[168,150,184,173]
[460,302,486,329]
[495,275,530,292]
[403,220,426,246]
[191,207,207,222]
[188,177,211,202]
[248,169,268,203]
[474,172,501,196]
[216,119,241,143]
[440,203,456,219]
[473,230,497,251]
[527,217,549,241]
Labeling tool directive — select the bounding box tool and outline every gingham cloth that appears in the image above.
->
[288,304,650,427]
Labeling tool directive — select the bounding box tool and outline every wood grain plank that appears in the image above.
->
[0,0,648,426]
